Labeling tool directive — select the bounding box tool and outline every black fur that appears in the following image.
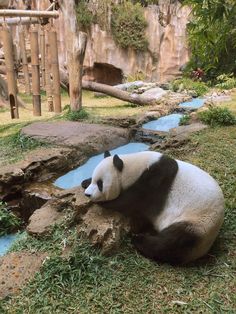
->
[97,179,103,192]
[81,178,91,189]
[100,155,178,222]
[132,222,200,265]
[113,155,124,172]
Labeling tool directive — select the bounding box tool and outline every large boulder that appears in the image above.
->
[21,122,129,153]
[26,187,130,254]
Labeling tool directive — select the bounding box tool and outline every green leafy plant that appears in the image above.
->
[179,114,191,126]
[64,106,89,121]
[76,0,93,30]
[215,73,236,90]
[111,1,148,51]
[171,78,209,96]
[0,202,21,236]
[198,106,236,127]
[183,0,236,78]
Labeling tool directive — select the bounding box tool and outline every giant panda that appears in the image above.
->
[82,151,224,265]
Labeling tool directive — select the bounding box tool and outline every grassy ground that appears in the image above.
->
[0,90,156,166]
[0,91,236,313]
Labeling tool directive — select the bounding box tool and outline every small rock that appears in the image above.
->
[140,87,167,101]
[27,200,68,235]
[77,205,130,254]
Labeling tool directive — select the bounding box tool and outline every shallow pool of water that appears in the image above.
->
[0,234,18,256]
[142,113,183,132]
[179,98,205,109]
[54,142,150,189]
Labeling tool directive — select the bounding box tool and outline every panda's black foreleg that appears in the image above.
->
[132,221,200,265]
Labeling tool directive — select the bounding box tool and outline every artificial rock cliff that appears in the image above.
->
[6,0,190,84]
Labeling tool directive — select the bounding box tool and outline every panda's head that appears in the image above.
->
[82,151,124,202]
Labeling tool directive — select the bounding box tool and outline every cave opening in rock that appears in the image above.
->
[84,62,123,85]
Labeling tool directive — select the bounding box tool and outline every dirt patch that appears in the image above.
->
[0,251,47,300]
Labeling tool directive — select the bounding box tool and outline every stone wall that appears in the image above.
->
[7,0,190,84]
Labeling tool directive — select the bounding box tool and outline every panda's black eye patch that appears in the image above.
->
[97,179,103,192]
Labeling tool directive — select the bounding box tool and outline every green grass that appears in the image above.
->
[1,125,236,313]
[0,122,50,166]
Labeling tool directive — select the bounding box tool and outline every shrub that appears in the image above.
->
[76,0,93,30]
[64,106,89,121]
[0,202,21,236]
[198,106,236,127]
[171,78,209,96]
[179,114,191,126]
[215,73,236,90]
[111,1,148,51]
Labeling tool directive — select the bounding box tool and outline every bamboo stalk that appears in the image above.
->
[0,9,59,18]
[19,26,31,94]
[1,26,19,119]
[30,26,41,116]
[48,30,61,113]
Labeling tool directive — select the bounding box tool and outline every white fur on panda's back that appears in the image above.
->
[118,151,224,234]
[155,159,224,232]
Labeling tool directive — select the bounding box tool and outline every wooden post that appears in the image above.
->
[59,0,87,111]
[67,32,87,111]
[30,26,41,116]
[1,25,19,119]
[45,41,53,111]
[40,27,46,90]
[48,29,61,113]
[19,26,31,94]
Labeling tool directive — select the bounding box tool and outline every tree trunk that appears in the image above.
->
[82,81,157,106]
[59,67,158,107]
[59,0,87,111]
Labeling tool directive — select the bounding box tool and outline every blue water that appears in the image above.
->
[179,98,205,109]
[54,142,150,189]
[0,234,18,256]
[142,113,183,132]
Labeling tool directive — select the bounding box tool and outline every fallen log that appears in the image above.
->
[59,69,158,106]
[82,80,157,106]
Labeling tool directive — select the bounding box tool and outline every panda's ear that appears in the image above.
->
[113,154,124,172]
[104,151,111,158]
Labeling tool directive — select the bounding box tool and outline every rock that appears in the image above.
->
[169,122,207,137]
[26,188,91,236]
[0,147,81,200]
[26,187,130,255]
[77,205,130,254]
[26,200,67,235]
[115,81,144,91]
[152,122,207,150]
[138,87,167,101]
[21,122,129,153]
[0,251,47,299]
[20,183,62,221]
[100,116,137,128]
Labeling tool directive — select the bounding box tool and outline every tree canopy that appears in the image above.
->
[183,0,236,78]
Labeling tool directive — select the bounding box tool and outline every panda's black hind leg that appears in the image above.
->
[132,221,200,265]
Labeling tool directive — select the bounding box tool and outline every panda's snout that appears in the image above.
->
[85,192,91,198]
